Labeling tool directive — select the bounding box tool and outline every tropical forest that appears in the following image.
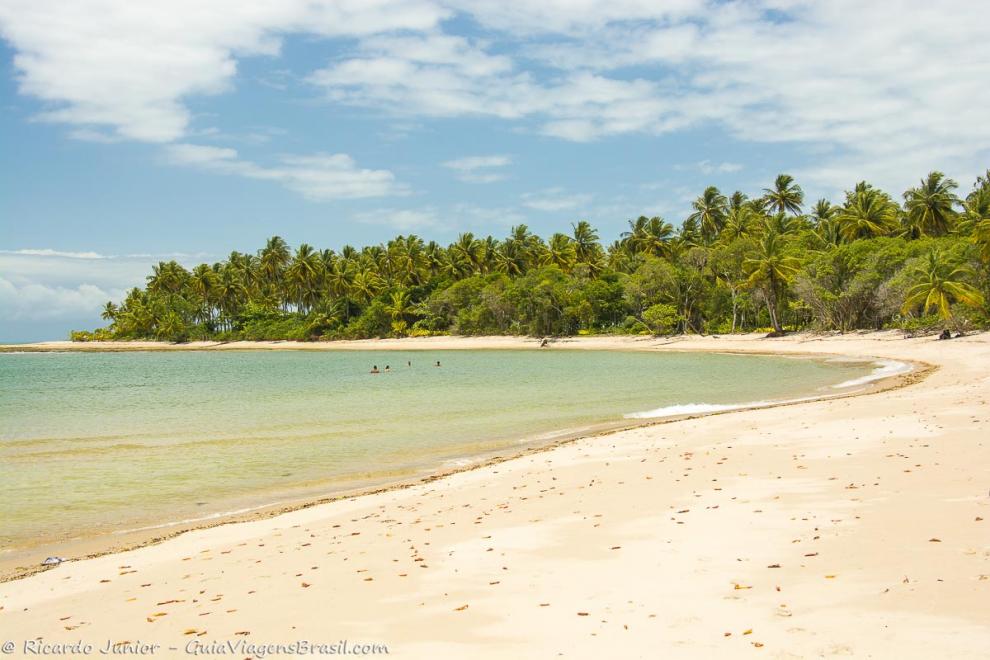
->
[79,170,990,342]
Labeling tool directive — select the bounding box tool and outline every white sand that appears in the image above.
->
[1,332,988,658]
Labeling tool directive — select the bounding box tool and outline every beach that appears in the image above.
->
[1,332,988,658]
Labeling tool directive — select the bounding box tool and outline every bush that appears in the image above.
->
[642,303,681,335]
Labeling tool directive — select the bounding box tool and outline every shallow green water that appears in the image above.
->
[0,349,873,554]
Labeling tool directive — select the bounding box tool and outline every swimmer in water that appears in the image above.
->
[385,365,391,373]
[435,360,441,367]
[370,365,380,374]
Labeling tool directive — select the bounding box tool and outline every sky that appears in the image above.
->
[1,0,989,341]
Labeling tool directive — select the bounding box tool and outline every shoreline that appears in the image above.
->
[2,331,986,658]
[0,335,929,583]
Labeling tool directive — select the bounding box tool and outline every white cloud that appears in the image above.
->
[1,0,988,196]
[2,248,108,259]
[521,187,593,212]
[0,0,446,142]
[308,33,678,141]
[442,0,705,35]
[442,155,511,183]
[352,208,442,231]
[0,276,121,321]
[673,160,743,176]
[165,143,408,200]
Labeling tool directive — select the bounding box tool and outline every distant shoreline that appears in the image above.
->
[0,330,937,353]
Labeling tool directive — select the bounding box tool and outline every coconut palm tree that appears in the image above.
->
[743,230,800,334]
[571,220,600,263]
[101,301,118,322]
[688,186,729,244]
[902,171,959,237]
[350,270,383,305]
[384,289,415,335]
[286,243,323,313]
[622,216,673,258]
[451,233,483,275]
[901,249,984,326]
[762,174,804,216]
[542,233,578,271]
[810,199,841,247]
[959,186,990,262]
[835,184,899,241]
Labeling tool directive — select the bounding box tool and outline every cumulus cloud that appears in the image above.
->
[0,0,446,142]
[521,187,593,212]
[0,250,178,322]
[442,155,512,183]
[2,0,989,197]
[165,144,408,200]
[677,160,743,176]
[352,208,442,230]
[0,276,121,321]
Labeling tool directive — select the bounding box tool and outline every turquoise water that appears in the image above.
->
[0,350,872,555]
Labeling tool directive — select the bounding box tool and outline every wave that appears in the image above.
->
[830,359,911,388]
[626,400,770,419]
[626,359,912,419]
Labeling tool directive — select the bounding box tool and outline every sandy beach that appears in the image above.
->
[1,332,988,658]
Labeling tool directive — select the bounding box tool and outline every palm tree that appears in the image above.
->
[810,199,841,247]
[101,301,118,322]
[350,269,383,304]
[542,233,577,271]
[451,233,483,275]
[743,230,800,334]
[571,221,600,263]
[962,187,990,262]
[688,186,728,244]
[622,216,673,258]
[835,184,899,241]
[384,289,415,335]
[259,236,290,282]
[901,249,984,327]
[762,174,804,216]
[286,243,323,313]
[902,171,959,237]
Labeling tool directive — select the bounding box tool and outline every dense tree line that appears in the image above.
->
[78,171,990,342]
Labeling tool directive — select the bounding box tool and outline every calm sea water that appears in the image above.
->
[0,350,873,555]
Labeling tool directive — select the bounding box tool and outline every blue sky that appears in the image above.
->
[2,0,989,341]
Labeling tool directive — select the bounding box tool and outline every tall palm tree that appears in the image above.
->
[743,230,800,334]
[835,184,899,241]
[902,171,959,237]
[762,174,804,216]
[542,233,577,271]
[622,216,673,258]
[571,220,600,263]
[810,199,841,247]
[688,186,729,244]
[101,301,118,322]
[901,249,984,326]
[451,233,483,275]
[384,289,415,335]
[962,187,990,262]
[286,243,323,314]
[350,270,383,304]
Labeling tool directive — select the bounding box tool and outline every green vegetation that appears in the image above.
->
[80,171,990,342]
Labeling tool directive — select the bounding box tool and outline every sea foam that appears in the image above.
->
[831,359,911,388]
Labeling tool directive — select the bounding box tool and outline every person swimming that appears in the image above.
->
[370,365,380,374]
[435,360,441,367]
[407,360,411,367]
[385,365,391,373]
